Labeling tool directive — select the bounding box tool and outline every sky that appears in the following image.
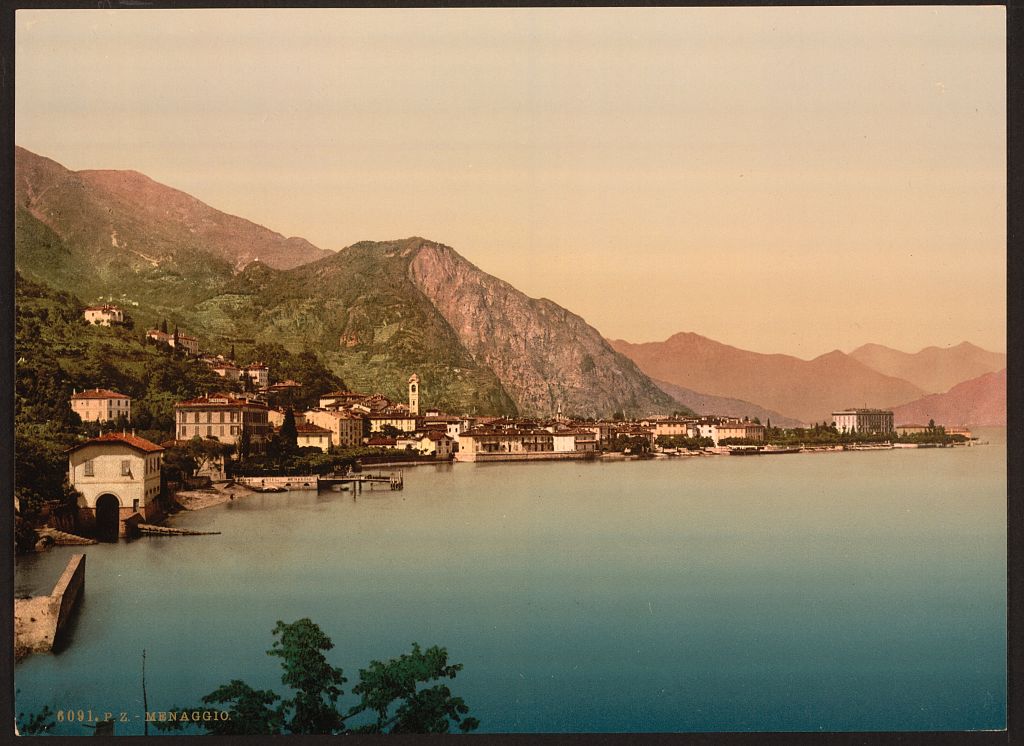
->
[15,7,1006,359]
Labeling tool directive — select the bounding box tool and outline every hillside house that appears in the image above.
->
[244,363,270,389]
[172,332,200,356]
[84,305,123,326]
[71,388,131,423]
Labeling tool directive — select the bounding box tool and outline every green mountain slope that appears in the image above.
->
[15,147,690,418]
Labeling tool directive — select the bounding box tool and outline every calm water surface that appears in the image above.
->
[15,430,1006,733]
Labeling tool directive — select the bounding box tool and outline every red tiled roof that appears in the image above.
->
[67,432,164,454]
[71,388,128,399]
[84,305,121,312]
[295,423,332,434]
[175,395,268,409]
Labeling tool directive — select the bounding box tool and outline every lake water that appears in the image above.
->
[15,430,1006,734]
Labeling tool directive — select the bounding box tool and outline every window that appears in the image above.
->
[194,412,200,423]
[220,412,225,423]
[133,499,140,511]
[84,459,94,476]
[220,426,225,436]
[121,460,131,476]
[207,426,212,436]
[231,426,238,435]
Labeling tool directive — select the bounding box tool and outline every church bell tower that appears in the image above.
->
[408,373,420,416]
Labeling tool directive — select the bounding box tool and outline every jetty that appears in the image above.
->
[137,524,221,536]
[319,471,404,492]
[37,527,97,546]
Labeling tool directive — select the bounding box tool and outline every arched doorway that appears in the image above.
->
[95,494,121,542]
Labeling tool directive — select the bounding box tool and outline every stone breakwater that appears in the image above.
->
[14,554,86,661]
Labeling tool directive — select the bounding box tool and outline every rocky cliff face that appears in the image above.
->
[408,240,679,418]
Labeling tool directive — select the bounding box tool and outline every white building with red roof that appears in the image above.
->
[70,388,131,423]
[66,432,164,539]
[84,305,123,326]
[294,422,333,452]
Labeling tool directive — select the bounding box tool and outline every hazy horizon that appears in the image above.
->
[15,7,1005,358]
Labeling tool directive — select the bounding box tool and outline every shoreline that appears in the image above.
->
[172,481,254,512]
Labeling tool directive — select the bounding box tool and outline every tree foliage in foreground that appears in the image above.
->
[154,618,479,735]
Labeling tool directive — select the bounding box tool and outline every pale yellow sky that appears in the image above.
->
[15,7,1005,358]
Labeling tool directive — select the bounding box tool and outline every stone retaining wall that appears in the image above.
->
[14,554,86,660]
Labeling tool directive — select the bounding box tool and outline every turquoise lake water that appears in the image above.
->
[14,429,1006,734]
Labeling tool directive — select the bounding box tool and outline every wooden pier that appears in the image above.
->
[137,524,221,536]
[318,471,404,492]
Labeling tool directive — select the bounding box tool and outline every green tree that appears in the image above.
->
[280,409,299,453]
[155,619,478,735]
[237,427,252,459]
[160,318,168,334]
[16,695,55,735]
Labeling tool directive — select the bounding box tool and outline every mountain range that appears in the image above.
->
[890,369,1006,427]
[14,147,675,418]
[15,146,1004,425]
[608,333,927,425]
[848,342,1006,395]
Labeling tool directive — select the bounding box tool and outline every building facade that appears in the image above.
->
[714,422,766,443]
[294,423,333,452]
[66,433,164,538]
[303,409,366,448]
[832,409,895,435]
[71,388,131,423]
[174,395,271,450]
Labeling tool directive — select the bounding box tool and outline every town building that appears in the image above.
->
[147,329,172,345]
[267,408,306,428]
[294,422,333,452]
[83,305,123,326]
[414,431,454,458]
[714,421,766,443]
[172,332,200,356]
[456,427,555,462]
[895,424,929,436]
[368,409,418,434]
[211,362,242,381]
[303,409,365,448]
[174,394,271,451]
[652,419,694,439]
[832,409,895,435]
[420,414,463,449]
[70,388,131,423]
[244,364,270,389]
[66,432,164,539]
